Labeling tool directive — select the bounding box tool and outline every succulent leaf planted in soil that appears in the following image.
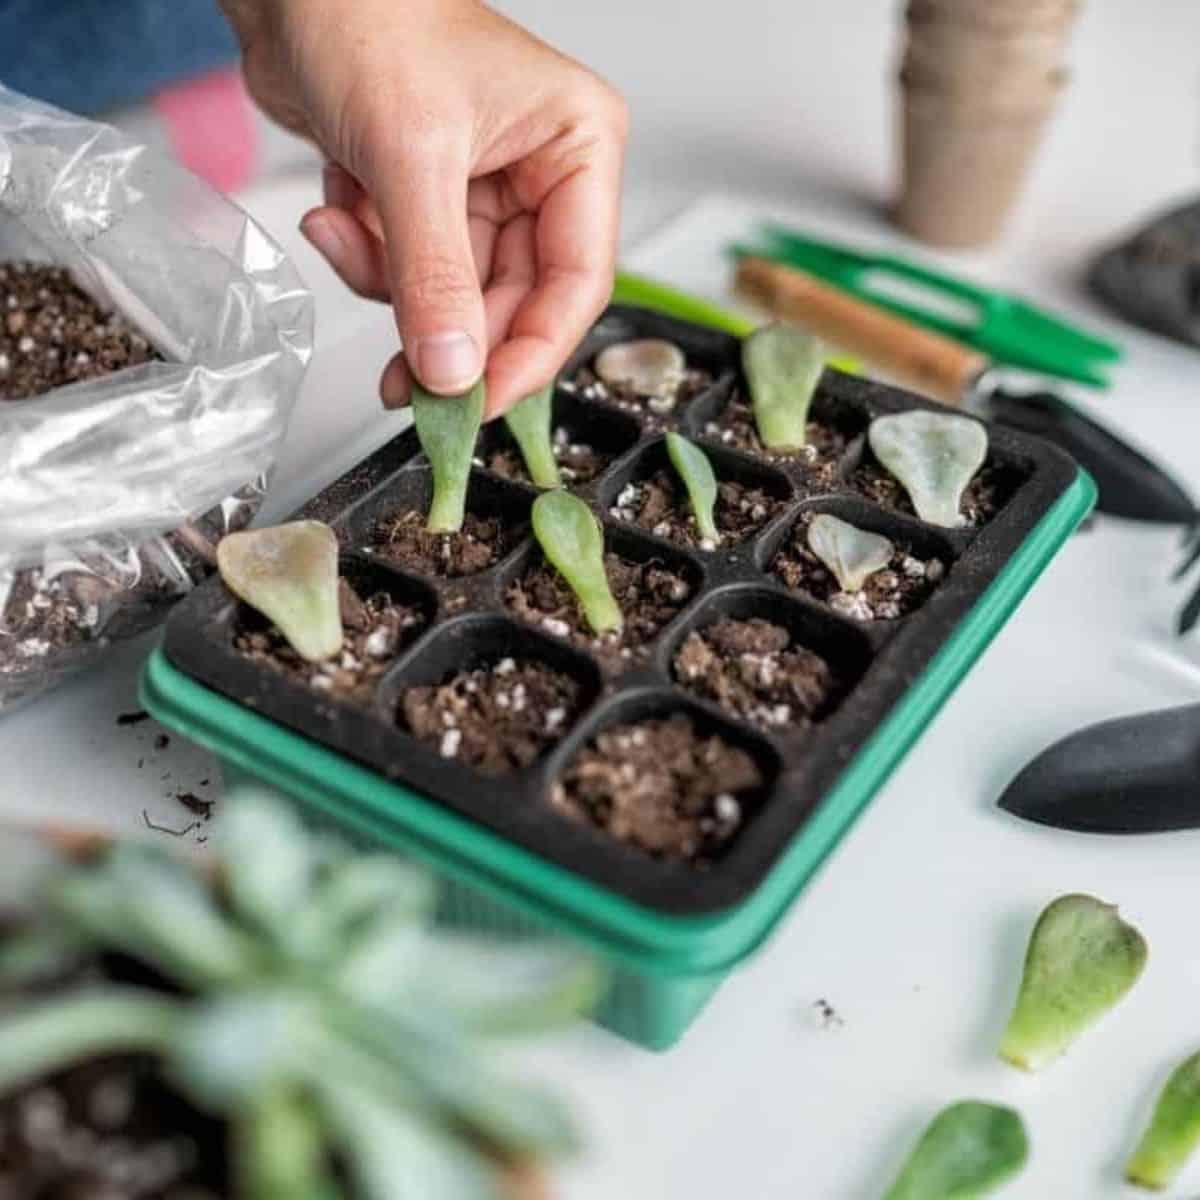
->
[413,379,486,532]
[999,894,1147,1072]
[504,384,560,489]
[1125,1050,1200,1190]
[594,338,686,398]
[531,491,622,636]
[665,432,720,544]
[217,521,343,663]
[807,513,894,593]
[742,322,825,450]
[869,411,988,528]
[0,795,599,1200]
[883,1100,1029,1200]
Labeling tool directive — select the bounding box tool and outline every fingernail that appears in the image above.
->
[380,356,411,409]
[413,331,481,394]
[300,214,345,265]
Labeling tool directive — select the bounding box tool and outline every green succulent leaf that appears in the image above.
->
[237,1083,334,1200]
[413,380,485,532]
[742,322,824,450]
[504,385,560,489]
[807,513,894,593]
[869,411,988,528]
[884,1101,1029,1200]
[50,846,260,990]
[665,432,720,544]
[218,521,343,662]
[317,1075,502,1200]
[1000,894,1147,1072]
[1126,1050,1200,1190]
[0,988,180,1093]
[0,924,89,988]
[531,491,622,635]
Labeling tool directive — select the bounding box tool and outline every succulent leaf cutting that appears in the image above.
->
[531,491,622,636]
[594,338,686,399]
[412,379,486,532]
[665,432,720,544]
[504,385,561,489]
[807,514,895,593]
[869,411,988,528]
[742,323,825,450]
[217,521,343,663]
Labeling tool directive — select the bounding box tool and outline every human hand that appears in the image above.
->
[220,0,628,417]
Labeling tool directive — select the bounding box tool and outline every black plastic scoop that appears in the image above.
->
[998,703,1200,833]
[984,387,1196,525]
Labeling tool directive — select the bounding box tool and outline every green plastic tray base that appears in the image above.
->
[141,466,1093,1050]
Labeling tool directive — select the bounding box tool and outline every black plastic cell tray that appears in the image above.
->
[164,305,1079,916]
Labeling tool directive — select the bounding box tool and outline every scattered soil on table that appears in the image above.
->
[673,618,839,732]
[563,364,715,427]
[852,456,1015,527]
[234,578,426,704]
[770,512,945,621]
[506,552,693,672]
[399,656,585,774]
[0,263,161,401]
[373,509,519,578]
[701,391,849,485]
[484,426,611,486]
[551,714,764,863]
[0,1054,227,1199]
[608,469,784,550]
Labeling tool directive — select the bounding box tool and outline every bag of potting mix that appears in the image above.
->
[0,84,313,712]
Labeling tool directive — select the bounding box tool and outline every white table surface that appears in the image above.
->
[5,2,1200,1196]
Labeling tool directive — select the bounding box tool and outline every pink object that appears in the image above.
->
[152,68,258,194]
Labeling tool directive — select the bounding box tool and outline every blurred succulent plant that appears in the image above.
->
[413,380,486,532]
[0,797,599,1200]
[742,323,824,451]
[531,491,622,635]
[504,385,561,489]
[869,411,988,529]
[218,521,343,662]
[665,433,720,545]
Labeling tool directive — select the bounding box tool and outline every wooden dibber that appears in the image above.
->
[735,255,987,404]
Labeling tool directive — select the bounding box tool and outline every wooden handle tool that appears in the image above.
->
[735,255,988,404]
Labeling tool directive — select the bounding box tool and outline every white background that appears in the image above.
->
[4,2,1200,1196]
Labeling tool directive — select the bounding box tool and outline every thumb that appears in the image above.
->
[375,144,486,396]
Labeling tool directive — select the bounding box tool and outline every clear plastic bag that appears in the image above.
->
[0,84,313,712]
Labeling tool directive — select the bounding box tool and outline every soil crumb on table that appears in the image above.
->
[399,656,585,774]
[373,509,518,578]
[235,578,425,704]
[0,263,161,401]
[771,513,944,621]
[701,392,848,485]
[853,457,1012,527]
[551,714,764,863]
[673,618,838,731]
[608,469,784,550]
[506,552,693,673]
[485,426,611,486]
[563,364,714,427]
[0,1054,226,1198]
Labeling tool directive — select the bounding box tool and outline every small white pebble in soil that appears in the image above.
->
[310,675,333,691]
[646,393,675,414]
[17,336,34,353]
[510,682,527,712]
[75,351,90,366]
[440,728,462,758]
[441,710,457,727]
[669,580,689,601]
[363,627,393,658]
[17,638,50,657]
[713,793,741,824]
[559,379,577,393]
[544,706,566,732]
[925,559,946,582]
[901,555,925,578]
[495,657,516,676]
[495,691,510,709]
[769,704,792,726]
[875,601,902,620]
[830,591,874,622]
[340,652,357,671]
[615,483,637,508]
[472,456,484,468]
[82,604,99,628]
[0,353,8,372]
[541,617,570,638]
[652,521,671,538]
[631,728,647,745]
[699,537,717,552]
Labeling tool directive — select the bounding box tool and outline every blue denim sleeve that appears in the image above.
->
[0,0,238,114]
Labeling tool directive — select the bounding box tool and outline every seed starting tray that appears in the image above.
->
[147,300,1093,1048]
